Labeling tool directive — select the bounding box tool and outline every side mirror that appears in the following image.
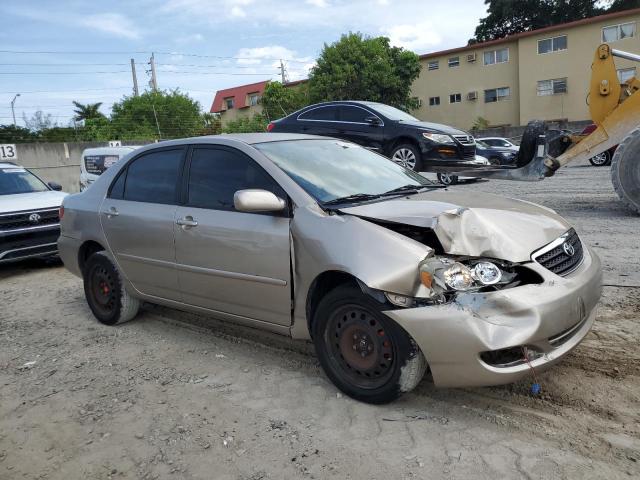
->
[234,189,286,213]
[364,116,382,126]
[48,181,62,191]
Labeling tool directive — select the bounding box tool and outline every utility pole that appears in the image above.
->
[130,58,139,96]
[149,53,158,92]
[279,59,288,84]
[10,93,20,126]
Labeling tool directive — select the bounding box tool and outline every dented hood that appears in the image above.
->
[339,190,571,262]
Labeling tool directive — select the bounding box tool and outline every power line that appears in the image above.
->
[0,87,128,94]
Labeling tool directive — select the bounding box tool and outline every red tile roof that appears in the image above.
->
[210,80,270,113]
[419,7,640,60]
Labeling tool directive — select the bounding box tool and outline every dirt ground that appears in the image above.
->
[1,162,639,480]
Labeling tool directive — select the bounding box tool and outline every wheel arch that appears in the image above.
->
[387,136,421,156]
[78,240,105,273]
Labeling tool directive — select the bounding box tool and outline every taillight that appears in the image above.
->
[59,206,64,219]
[266,122,275,132]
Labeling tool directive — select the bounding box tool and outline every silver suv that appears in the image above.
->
[0,162,66,263]
[58,134,601,403]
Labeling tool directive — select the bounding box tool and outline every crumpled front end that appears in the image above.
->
[384,246,602,388]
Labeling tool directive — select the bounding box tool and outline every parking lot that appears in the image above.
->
[1,161,639,480]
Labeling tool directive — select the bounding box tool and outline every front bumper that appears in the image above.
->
[0,225,60,263]
[384,246,602,388]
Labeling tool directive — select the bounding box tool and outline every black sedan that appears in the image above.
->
[267,101,476,171]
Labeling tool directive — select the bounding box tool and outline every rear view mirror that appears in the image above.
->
[234,189,286,213]
[48,181,62,191]
[364,116,382,126]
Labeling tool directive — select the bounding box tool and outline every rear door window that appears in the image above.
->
[298,106,338,121]
[339,106,370,123]
[187,147,286,213]
[120,148,184,204]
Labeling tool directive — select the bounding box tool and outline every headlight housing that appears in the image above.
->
[420,256,516,294]
[422,132,455,144]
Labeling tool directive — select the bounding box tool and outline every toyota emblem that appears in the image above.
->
[563,242,575,257]
[28,213,41,224]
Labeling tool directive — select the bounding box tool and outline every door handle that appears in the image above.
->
[104,206,119,218]
[176,216,198,228]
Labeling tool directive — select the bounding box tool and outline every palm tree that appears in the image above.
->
[72,101,104,122]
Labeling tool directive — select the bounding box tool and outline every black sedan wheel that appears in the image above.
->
[313,285,427,404]
[437,173,459,185]
[589,150,611,166]
[83,251,141,325]
[391,144,422,171]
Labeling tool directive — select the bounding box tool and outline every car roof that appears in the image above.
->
[0,161,24,168]
[477,137,506,140]
[298,100,385,109]
[82,146,140,156]
[147,133,337,148]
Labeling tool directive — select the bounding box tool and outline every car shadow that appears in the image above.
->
[0,257,63,281]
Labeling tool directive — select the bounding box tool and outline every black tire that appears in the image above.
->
[312,285,427,404]
[588,150,611,167]
[83,251,141,325]
[437,173,459,185]
[611,128,640,214]
[390,143,423,171]
[488,156,501,166]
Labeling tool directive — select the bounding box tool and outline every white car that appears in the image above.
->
[476,137,520,152]
[80,146,141,191]
[0,162,67,263]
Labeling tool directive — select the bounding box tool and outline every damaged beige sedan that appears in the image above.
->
[58,134,602,404]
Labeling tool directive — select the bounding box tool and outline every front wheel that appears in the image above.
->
[312,285,427,404]
[437,173,459,185]
[589,150,611,166]
[390,144,422,171]
[83,251,141,325]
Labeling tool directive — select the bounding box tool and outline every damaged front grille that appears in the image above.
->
[532,228,583,276]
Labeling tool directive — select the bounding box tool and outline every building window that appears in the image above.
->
[537,78,567,96]
[538,35,567,54]
[448,56,460,68]
[428,60,439,71]
[484,87,510,103]
[248,93,260,106]
[483,48,509,65]
[603,22,636,42]
[225,97,235,109]
[618,67,636,83]
[449,93,462,103]
[429,96,440,106]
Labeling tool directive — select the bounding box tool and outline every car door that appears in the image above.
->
[337,105,385,151]
[174,145,292,326]
[296,105,340,137]
[100,147,185,300]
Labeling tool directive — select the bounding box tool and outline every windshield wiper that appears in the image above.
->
[322,193,383,206]
[380,184,434,196]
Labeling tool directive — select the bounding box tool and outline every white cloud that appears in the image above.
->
[383,21,442,51]
[230,5,246,17]
[306,0,329,7]
[79,13,141,40]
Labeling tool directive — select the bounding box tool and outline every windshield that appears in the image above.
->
[368,104,419,122]
[255,139,435,204]
[476,140,490,148]
[0,167,49,195]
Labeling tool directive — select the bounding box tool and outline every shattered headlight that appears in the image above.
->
[420,256,515,294]
[422,132,455,144]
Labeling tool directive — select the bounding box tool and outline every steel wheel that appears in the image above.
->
[437,173,458,185]
[324,304,396,390]
[88,264,117,318]
[589,151,610,166]
[391,148,417,170]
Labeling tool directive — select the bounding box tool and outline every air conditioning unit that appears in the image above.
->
[467,53,477,63]
[467,91,478,101]
[416,98,423,107]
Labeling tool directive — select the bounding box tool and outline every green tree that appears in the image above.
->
[471,0,603,43]
[261,81,309,120]
[222,113,268,133]
[308,33,421,110]
[0,125,38,143]
[72,101,105,122]
[607,0,640,12]
[110,90,203,140]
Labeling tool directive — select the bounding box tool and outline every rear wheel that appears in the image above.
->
[83,251,141,325]
[589,150,611,166]
[391,144,422,171]
[312,285,427,404]
[437,173,459,185]
[611,128,640,214]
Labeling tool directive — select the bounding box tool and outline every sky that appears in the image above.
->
[0,0,489,128]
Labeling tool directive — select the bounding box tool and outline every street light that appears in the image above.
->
[11,93,20,126]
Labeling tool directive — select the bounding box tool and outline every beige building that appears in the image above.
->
[412,8,640,130]
[210,80,268,123]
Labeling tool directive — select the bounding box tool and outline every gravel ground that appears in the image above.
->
[1,162,639,480]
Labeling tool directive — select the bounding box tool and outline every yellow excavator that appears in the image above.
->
[445,43,640,214]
